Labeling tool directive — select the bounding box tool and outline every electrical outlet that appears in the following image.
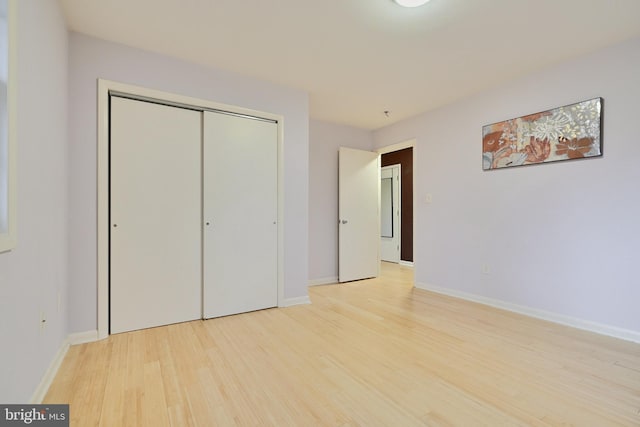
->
[481,264,491,274]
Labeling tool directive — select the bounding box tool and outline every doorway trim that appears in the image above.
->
[380,164,401,263]
[97,79,285,339]
[377,139,416,268]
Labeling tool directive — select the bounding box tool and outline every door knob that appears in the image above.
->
[341,220,348,224]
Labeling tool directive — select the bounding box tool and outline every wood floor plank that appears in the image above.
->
[44,263,640,426]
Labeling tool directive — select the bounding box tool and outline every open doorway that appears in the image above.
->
[335,141,414,284]
[380,146,413,266]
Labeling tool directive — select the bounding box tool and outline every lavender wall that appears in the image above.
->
[308,120,373,283]
[373,37,640,334]
[68,33,309,333]
[0,1,68,402]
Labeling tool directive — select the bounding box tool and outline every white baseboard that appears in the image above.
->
[30,338,70,404]
[399,261,414,267]
[308,276,338,286]
[30,330,100,404]
[416,282,640,344]
[68,330,99,345]
[282,296,312,307]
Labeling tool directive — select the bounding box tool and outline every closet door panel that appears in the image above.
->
[203,112,278,318]
[110,97,202,334]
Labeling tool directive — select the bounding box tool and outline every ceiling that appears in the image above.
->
[59,0,640,130]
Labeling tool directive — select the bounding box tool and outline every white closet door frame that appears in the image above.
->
[96,79,284,339]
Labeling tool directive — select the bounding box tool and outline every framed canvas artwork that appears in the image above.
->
[482,98,603,170]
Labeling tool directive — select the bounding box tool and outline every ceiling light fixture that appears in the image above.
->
[394,0,431,7]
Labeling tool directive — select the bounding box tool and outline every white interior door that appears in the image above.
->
[110,97,202,334]
[381,164,400,263]
[339,147,380,282]
[203,111,278,318]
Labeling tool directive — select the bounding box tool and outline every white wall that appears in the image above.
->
[308,120,373,283]
[0,0,68,402]
[68,33,309,333]
[373,37,640,334]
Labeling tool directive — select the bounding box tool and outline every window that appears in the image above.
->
[0,0,15,252]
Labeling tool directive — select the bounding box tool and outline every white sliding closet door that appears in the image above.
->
[203,111,278,318]
[110,97,202,334]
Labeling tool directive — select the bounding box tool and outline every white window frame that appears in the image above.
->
[0,0,16,253]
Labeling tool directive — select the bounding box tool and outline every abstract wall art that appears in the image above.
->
[482,97,602,170]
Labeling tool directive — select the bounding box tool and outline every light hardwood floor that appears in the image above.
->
[45,263,640,426]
